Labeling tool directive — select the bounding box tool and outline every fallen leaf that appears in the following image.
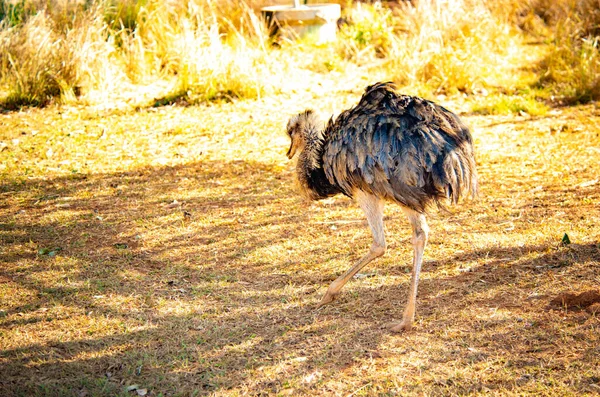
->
[354,272,376,279]
[39,247,62,256]
[126,385,139,392]
[578,179,598,188]
[303,371,321,384]
[167,200,181,208]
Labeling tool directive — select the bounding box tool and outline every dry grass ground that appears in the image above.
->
[1,46,600,397]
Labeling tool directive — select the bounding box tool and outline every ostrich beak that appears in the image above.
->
[286,141,297,159]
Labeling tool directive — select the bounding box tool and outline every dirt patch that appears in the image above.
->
[549,290,600,311]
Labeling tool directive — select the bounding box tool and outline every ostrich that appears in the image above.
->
[285,82,477,332]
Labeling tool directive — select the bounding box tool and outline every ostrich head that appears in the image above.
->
[286,110,323,161]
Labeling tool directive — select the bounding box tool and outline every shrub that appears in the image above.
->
[530,0,600,103]
[538,30,600,104]
[0,13,77,108]
[131,0,270,104]
[0,0,34,27]
[337,2,395,62]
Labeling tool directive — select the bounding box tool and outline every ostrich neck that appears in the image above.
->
[295,153,324,201]
[294,124,339,201]
[299,124,324,170]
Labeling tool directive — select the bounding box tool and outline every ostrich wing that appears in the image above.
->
[323,88,477,212]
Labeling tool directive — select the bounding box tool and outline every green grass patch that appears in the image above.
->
[0,0,34,27]
[470,93,549,116]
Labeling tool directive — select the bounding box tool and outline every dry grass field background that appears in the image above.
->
[1,0,600,396]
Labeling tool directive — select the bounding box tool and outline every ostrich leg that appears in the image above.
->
[389,208,429,332]
[317,191,386,308]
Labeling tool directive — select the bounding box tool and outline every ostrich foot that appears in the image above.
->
[316,291,338,309]
[387,320,413,333]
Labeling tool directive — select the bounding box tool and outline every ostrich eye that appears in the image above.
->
[286,121,297,137]
[286,114,301,137]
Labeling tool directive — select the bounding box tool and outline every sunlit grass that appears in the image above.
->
[0,13,75,108]
[336,2,395,62]
[0,0,275,109]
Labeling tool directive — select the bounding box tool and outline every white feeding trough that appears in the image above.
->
[261,1,341,43]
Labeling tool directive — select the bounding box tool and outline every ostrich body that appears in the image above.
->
[286,82,477,332]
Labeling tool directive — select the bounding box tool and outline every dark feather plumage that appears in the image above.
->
[287,81,478,212]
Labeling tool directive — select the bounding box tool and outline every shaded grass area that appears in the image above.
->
[1,94,600,395]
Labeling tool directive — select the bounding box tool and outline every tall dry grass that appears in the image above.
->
[0,0,599,109]
[129,0,272,105]
[527,0,600,103]
[0,1,127,108]
[0,0,274,109]
[0,10,118,109]
[337,2,396,62]
[330,0,529,97]
[0,13,71,108]
[387,0,522,95]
